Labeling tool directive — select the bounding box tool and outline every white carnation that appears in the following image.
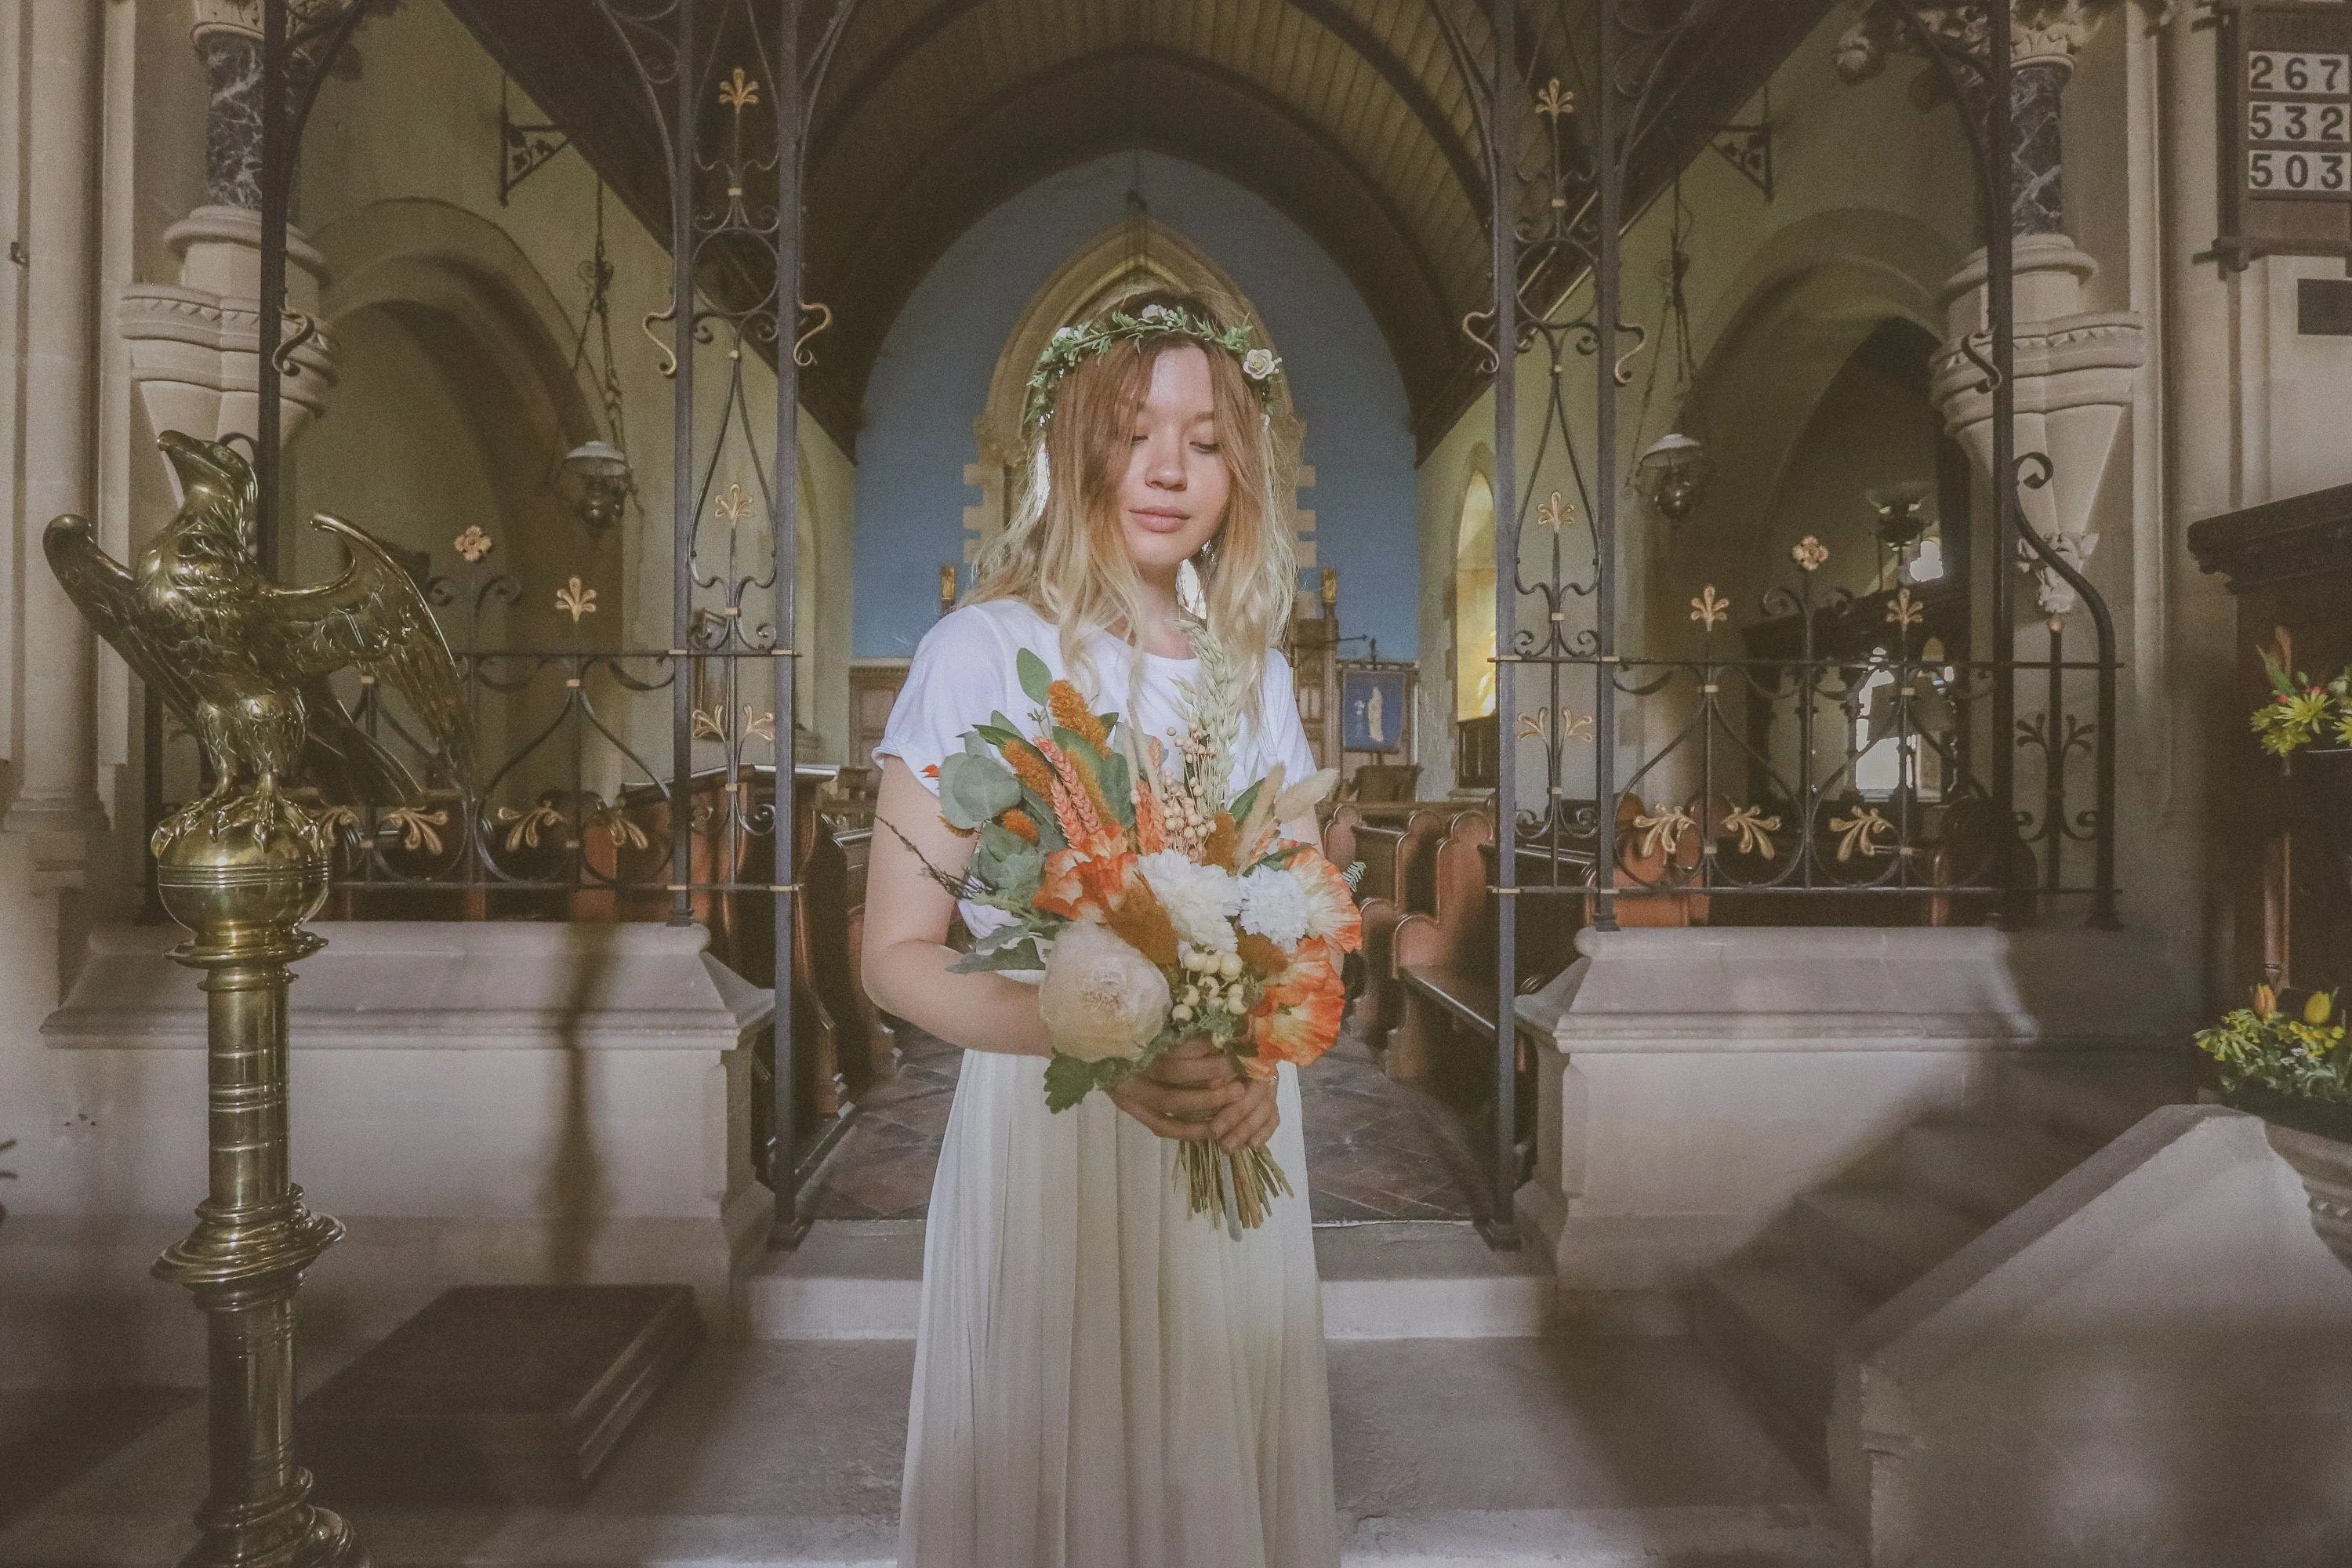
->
[1139,851,1240,954]
[1038,921,1170,1064]
[1237,864,1312,949]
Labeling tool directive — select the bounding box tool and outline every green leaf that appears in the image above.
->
[1016,649,1054,706]
[974,822,1044,904]
[1044,1053,1101,1112]
[939,748,1022,830]
[950,935,1047,975]
[1229,778,1264,827]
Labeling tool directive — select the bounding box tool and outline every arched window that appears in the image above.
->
[1454,470,1496,723]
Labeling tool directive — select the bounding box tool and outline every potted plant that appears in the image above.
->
[2196,985,2352,1271]
[2252,652,2352,897]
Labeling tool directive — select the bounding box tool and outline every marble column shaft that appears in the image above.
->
[9,0,104,837]
[198,28,263,211]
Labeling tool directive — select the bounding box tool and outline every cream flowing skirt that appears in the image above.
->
[897,1051,1341,1568]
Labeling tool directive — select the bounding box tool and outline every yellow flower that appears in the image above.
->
[2308,990,2336,1026]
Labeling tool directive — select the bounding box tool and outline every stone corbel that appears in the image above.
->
[118,206,337,454]
[1929,236,2144,630]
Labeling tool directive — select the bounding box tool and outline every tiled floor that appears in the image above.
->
[802,1027,1486,1224]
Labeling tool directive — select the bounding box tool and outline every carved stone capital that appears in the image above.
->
[1834,0,2116,85]
[189,0,262,45]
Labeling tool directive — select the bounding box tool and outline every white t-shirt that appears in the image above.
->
[875,597,1319,941]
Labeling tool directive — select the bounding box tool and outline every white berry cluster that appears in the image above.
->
[1171,944,1253,1027]
[1163,726,1221,857]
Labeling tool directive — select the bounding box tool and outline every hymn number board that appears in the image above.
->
[2222,0,2352,267]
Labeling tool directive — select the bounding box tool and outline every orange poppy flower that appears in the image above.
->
[1034,847,1140,921]
[1247,938,1345,1075]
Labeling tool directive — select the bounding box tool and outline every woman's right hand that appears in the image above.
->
[1104,1036,1242,1140]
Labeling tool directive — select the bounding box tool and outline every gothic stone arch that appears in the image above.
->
[961,215,1313,577]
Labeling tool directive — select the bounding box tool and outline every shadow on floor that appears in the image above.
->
[0,1386,195,1529]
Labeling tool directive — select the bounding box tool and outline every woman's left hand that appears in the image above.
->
[1209,1071,1279,1152]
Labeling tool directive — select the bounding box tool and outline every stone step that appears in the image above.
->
[1897,1114,2079,1223]
[1690,1261,1868,1479]
[0,1338,1859,1567]
[1997,1052,2197,1149]
[742,1220,1554,1341]
[1789,1185,1986,1305]
[1315,1221,1555,1338]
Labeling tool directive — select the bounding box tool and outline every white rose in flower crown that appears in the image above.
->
[1139,851,1240,954]
[1242,347,1279,381]
[1038,920,1171,1063]
[1237,863,1312,949]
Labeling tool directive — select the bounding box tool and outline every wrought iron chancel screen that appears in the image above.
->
[178,0,2119,1246]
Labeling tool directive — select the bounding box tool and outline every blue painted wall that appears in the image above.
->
[853,152,1419,660]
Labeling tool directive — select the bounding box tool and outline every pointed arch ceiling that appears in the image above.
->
[450,0,1828,458]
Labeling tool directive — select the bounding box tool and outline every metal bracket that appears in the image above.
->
[498,76,570,206]
[1712,122,1773,198]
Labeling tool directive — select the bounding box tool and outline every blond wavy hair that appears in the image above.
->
[968,286,1299,715]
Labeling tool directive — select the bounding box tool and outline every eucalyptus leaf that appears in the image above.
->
[1017,649,1054,706]
[940,747,1022,830]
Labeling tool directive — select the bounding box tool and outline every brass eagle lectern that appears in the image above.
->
[46,433,471,1567]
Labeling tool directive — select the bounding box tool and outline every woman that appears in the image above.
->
[862,289,1341,1568]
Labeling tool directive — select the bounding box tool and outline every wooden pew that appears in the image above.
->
[1326,803,1472,1050]
[1388,817,1588,1083]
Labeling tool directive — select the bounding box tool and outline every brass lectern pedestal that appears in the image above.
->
[151,813,365,1568]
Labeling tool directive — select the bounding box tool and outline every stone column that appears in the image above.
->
[6,0,107,839]
[1833,0,2114,238]
[194,1,264,211]
[122,0,336,459]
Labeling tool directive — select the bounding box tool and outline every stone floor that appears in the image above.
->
[804,1029,1488,1224]
[0,1337,1858,1566]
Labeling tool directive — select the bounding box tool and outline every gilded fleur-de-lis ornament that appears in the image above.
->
[1886,588,1924,629]
[1721,804,1781,860]
[1690,585,1730,630]
[714,482,757,527]
[1632,800,1697,860]
[495,801,564,851]
[1535,78,1574,120]
[718,67,759,111]
[1830,806,1893,861]
[555,576,598,622]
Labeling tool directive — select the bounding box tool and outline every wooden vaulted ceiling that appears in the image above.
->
[448,0,1828,458]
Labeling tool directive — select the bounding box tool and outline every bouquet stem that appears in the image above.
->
[1176,1141,1293,1232]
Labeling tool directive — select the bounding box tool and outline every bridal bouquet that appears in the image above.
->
[921,636,1361,1232]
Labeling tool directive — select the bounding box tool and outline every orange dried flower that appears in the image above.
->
[1236,932,1286,977]
[1003,808,1040,844]
[1102,883,1181,968]
[1002,739,1058,802]
[1047,680,1109,749]
[1202,811,1238,869]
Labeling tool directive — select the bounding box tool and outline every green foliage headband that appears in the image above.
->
[1022,303,1283,437]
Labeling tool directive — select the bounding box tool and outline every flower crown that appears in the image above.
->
[1022,302,1283,435]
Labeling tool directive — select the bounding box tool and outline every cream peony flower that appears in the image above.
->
[1038,921,1171,1063]
[1237,863,1312,949]
[1138,850,1240,954]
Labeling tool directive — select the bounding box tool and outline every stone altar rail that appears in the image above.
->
[1513,926,2194,1333]
[6,921,771,1387]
